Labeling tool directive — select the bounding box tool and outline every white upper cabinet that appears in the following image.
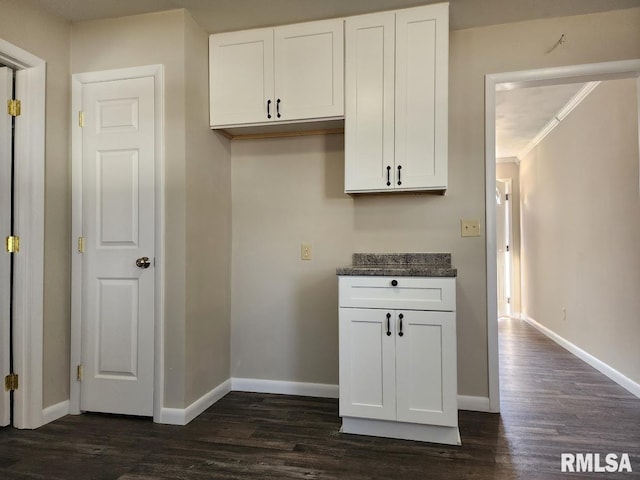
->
[210,19,344,128]
[344,3,449,193]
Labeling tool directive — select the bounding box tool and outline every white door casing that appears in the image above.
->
[496,179,510,317]
[80,76,155,416]
[0,66,12,427]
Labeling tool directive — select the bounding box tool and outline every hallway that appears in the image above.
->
[0,318,638,479]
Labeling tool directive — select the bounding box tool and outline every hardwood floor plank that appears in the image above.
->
[1,318,639,478]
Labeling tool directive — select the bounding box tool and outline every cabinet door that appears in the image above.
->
[395,4,448,191]
[395,310,457,426]
[339,308,396,421]
[209,28,274,127]
[344,13,395,193]
[274,19,344,122]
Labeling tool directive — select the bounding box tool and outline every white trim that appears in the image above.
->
[0,40,46,430]
[522,315,640,400]
[42,400,69,425]
[341,417,461,446]
[517,82,600,160]
[70,65,165,422]
[231,377,340,399]
[485,59,640,417]
[158,379,232,426]
[457,395,491,412]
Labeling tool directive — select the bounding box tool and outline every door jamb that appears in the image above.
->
[496,177,513,318]
[485,59,640,414]
[0,39,46,429]
[70,64,165,421]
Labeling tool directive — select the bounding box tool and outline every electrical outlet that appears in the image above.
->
[461,219,481,237]
[301,243,312,260]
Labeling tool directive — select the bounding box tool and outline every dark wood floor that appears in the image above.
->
[1,318,639,479]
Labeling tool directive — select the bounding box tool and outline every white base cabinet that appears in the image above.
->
[338,276,459,445]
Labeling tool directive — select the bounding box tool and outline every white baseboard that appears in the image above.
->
[42,400,69,425]
[523,315,640,399]
[231,377,339,399]
[158,378,231,426]
[457,395,491,412]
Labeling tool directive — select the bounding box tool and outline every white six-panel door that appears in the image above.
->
[0,67,13,427]
[80,76,155,416]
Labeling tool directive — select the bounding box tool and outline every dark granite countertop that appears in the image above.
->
[336,253,457,277]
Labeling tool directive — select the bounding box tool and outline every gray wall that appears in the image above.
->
[520,78,640,384]
[230,7,640,399]
[72,9,232,408]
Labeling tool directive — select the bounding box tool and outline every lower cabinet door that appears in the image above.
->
[395,310,457,426]
[339,308,396,420]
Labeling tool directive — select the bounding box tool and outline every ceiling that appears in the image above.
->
[495,83,588,160]
[28,0,640,33]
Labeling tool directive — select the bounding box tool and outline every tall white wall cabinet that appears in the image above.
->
[344,4,449,193]
[209,19,344,128]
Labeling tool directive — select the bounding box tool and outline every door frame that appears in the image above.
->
[485,59,640,413]
[0,39,46,429]
[70,64,165,421]
[496,177,513,318]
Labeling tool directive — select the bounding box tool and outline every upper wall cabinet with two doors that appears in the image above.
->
[209,19,344,128]
[345,4,449,193]
[209,3,449,192]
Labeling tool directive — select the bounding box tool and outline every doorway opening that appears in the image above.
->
[485,59,640,411]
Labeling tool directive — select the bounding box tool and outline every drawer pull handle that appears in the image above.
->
[386,313,392,336]
[391,279,398,287]
[398,313,404,337]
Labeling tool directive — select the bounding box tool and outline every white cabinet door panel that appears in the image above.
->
[210,29,274,126]
[345,13,395,192]
[275,19,344,121]
[396,311,457,426]
[395,4,448,190]
[339,308,395,421]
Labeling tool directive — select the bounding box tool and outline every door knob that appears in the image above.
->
[136,257,151,269]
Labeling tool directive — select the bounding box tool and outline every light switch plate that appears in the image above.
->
[301,243,312,260]
[461,219,481,237]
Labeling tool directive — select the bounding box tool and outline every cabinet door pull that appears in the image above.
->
[391,279,398,287]
[386,313,392,336]
[267,99,272,119]
[276,98,281,118]
[398,313,404,337]
[397,165,402,186]
[386,166,391,186]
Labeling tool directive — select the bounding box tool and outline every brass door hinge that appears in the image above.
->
[7,99,21,117]
[5,373,18,392]
[6,236,19,253]
[78,236,85,253]
[76,365,83,382]
[78,111,85,128]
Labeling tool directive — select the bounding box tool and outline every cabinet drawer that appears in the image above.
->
[339,276,455,311]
